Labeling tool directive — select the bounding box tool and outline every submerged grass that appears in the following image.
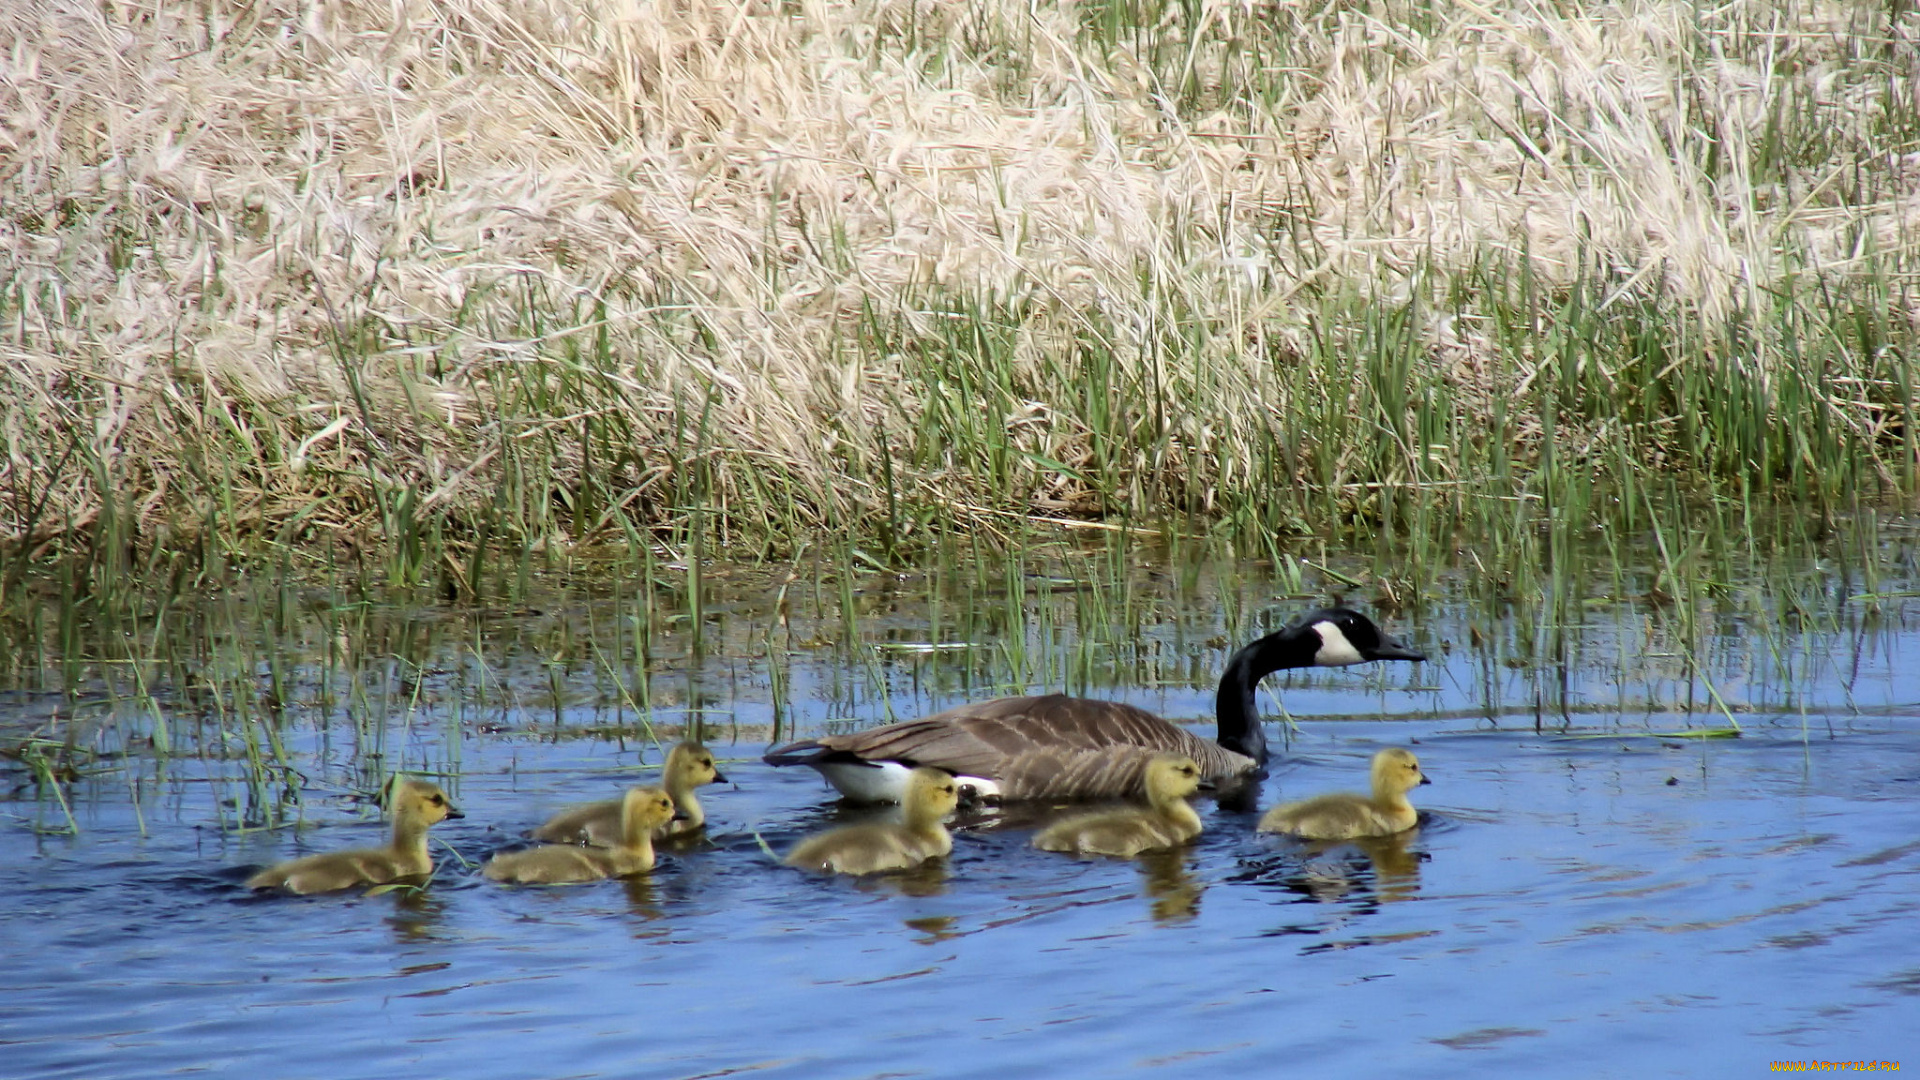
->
[1,501,1911,833]
[3,0,1919,824]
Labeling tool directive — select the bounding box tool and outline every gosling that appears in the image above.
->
[1031,755,1204,858]
[1259,747,1429,840]
[785,767,958,875]
[532,741,727,846]
[246,778,463,895]
[485,787,680,884]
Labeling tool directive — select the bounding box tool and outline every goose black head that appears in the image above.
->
[1298,607,1426,667]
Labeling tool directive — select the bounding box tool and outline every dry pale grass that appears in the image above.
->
[2,0,1916,559]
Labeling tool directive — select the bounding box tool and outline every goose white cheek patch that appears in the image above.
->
[1312,620,1365,666]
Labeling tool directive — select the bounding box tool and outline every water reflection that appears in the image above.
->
[382,888,448,943]
[858,858,949,898]
[1230,829,1426,908]
[904,915,961,944]
[621,875,664,919]
[1292,830,1425,905]
[1136,849,1204,923]
[1352,832,1424,902]
[7,537,1920,1073]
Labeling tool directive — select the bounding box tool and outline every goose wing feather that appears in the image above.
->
[771,695,1255,798]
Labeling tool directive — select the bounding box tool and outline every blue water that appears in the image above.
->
[2,566,1916,1077]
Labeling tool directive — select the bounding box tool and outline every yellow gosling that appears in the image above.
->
[1032,755,1204,858]
[485,787,679,884]
[246,779,462,895]
[1259,747,1429,840]
[785,768,958,875]
[532,741,726,846]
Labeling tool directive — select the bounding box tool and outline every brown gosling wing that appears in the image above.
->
[533,800,702,850]
[1259,792,1413,840]
[785,822,940,876]
[531,800,620,845]
[534,783,696,849]
[1032,805,1201,858]
[1033,813,1149,857]
[248,847,423,895]
[484,843,653,885]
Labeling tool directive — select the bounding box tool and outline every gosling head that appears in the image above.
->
[907,768,961,818]
[1145,755,1203,801]
[391,778,463,824]
[667,741,727,785]
[1302,608,1426,667]
[621,786,681,836]
[1370,747,1429,795]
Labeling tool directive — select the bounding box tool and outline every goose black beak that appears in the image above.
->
[1369,632,1427,662]
[446,807,466,819]
[711,768,729,784]
[671,808,691,822]
[1419,775,1432,786]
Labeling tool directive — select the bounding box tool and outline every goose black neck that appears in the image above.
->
[1213,627,1321,767]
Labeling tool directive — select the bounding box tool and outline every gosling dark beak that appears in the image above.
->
[1418,775,1432,786]
[671,809,691,822]
[446,807,466,819]
[1369,632,1426,663]
[710,767,729,784]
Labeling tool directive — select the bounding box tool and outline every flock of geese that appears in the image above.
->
[243,607,1431,895]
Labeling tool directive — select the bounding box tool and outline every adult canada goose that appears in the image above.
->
[1032,755,1205,858]
[763,607,1423,802]
[1258,747,1429,839]
[245,778,463,895]
[784,767,959,875]
[531,741,726,846]
[485,787,680,884]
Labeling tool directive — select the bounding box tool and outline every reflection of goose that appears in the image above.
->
[246,779,463,894]
[784,768,958,875]
[1259,747,1428,839]
[1137,848,1205,923]
[763,608,1423,802]
[533,741,726,846]
[1289,831,1426,905]
[1032,756,1204,858]
[484,787,679,884]
[1352,831,1423,902]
